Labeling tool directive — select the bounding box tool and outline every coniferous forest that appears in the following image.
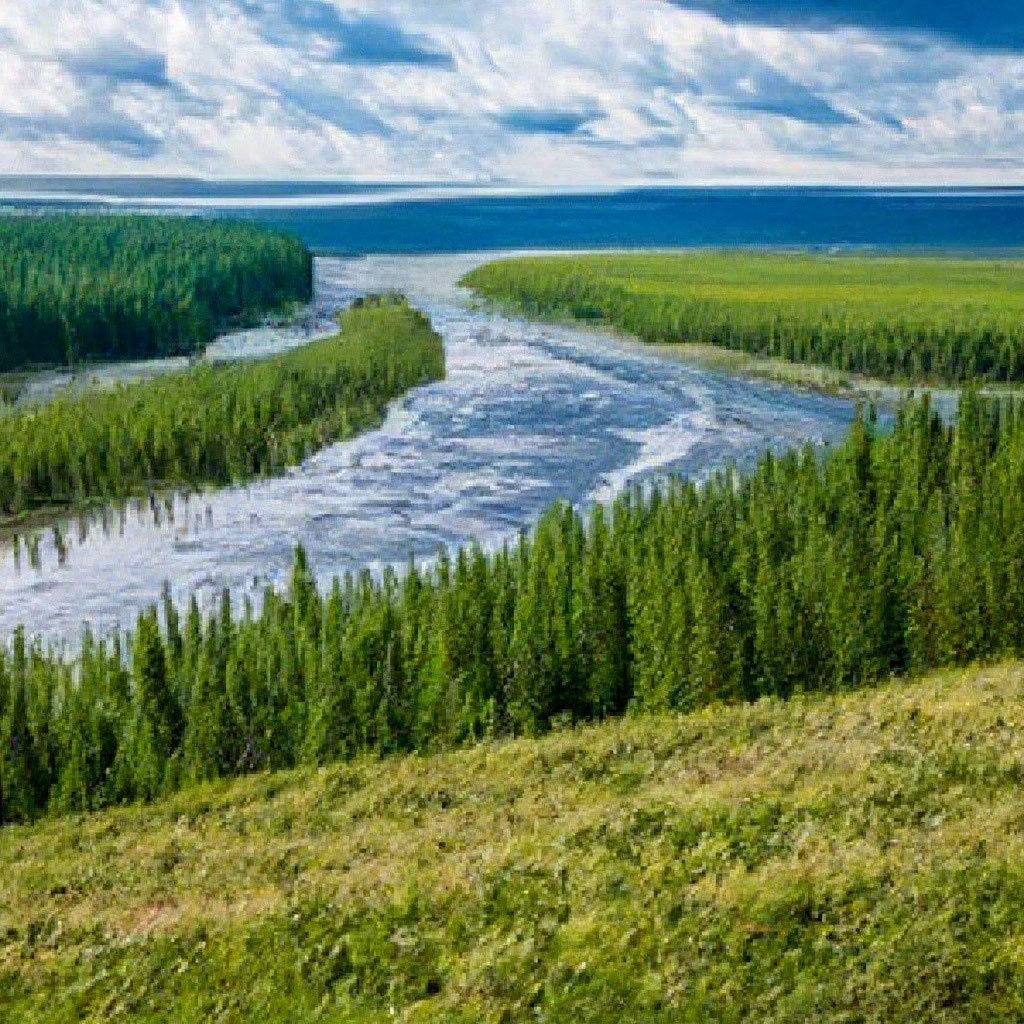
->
[0,216,312,371]
[5,0,1024,1013]
[3,390,1022,823]
[0,296,444,520]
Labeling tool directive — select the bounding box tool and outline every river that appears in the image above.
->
[0,253,859,645]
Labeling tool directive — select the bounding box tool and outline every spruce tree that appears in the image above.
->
[130,609,182,797]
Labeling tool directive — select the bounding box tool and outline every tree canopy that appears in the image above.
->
[0,296,444,519]
[0,215,312,372]
[4,392,1023,821]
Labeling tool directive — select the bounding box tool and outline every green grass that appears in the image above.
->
[463,251,1024,384]
[5,660,1024,1022]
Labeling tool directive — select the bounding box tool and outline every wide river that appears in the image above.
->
[0,254,859,645]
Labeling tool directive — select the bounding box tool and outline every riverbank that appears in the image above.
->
[0,296,445,529]
[0,254,857,647]
[463,250,1024,387]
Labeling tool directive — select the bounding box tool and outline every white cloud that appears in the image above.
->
[0,0,1018,183]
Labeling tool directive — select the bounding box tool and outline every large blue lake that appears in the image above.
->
[3,183,1023,253]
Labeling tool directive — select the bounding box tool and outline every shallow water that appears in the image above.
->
[5,304,337,408]
[0,254,859,645]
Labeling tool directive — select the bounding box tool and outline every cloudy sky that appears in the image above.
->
[0,0,1021,185]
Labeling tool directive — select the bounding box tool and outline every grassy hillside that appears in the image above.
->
[463,251,1024,384]
[4,661,1024,1022]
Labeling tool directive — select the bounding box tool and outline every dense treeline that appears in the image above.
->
[0,297,445,518]
[4,391,1024,822]
[0,215,312,371]
[463,252,1024,383]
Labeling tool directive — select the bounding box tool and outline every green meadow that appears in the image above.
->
[4,661,1024,1023]
[463,251,1024,384]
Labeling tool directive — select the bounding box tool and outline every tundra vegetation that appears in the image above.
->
[0,296,444,521]
[2,662,1024,1022]
[0,215,312,372]
[463,251,1024,384]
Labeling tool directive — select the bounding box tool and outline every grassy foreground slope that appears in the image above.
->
[463,251,1024,384]
[0,216,312,372]
[4,661,1024,1023]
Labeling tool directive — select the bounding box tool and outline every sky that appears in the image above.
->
[0,0,1021,186]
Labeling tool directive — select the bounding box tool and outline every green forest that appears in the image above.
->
[463,251,1024,383]
[0,216,312,372]
[3,390,1023,823]
[0,296,444,521]
[6,238,1024,1021]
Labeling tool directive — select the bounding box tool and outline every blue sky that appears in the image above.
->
[0,0,1020,184]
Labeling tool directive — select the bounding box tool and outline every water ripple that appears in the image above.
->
[0,253,858,644]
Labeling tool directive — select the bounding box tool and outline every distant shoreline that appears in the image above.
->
[4,187,1024,255]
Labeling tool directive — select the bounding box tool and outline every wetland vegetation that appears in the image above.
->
[464,251,1024,385]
